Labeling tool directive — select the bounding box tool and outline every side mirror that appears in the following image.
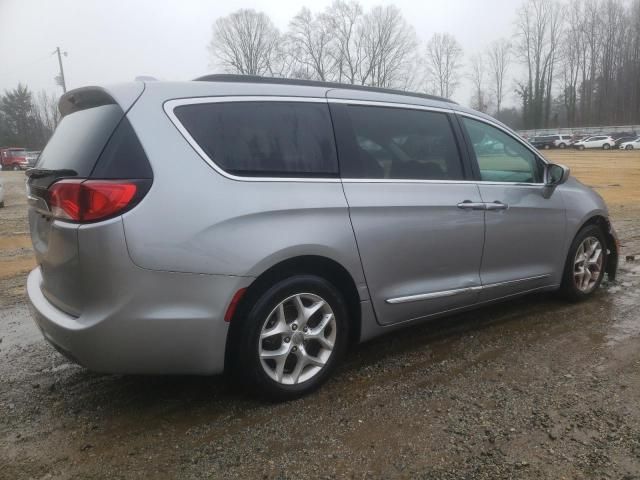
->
[545,163,570,186]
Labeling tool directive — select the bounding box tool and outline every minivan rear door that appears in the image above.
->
[329,96,485,326]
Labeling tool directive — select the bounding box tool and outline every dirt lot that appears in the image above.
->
[1,150,640,479]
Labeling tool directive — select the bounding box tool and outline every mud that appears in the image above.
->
[1,151,640,479]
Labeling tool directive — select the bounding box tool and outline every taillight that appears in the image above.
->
[48,179,141,222]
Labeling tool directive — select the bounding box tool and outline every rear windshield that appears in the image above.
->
[174,101,338,177]
[8,149,26,157]
[36,104,123,176]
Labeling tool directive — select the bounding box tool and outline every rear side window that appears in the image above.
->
[36,104,123,177]
[332,104,464,180]
[174,102,338,178]
[91,117,153,179]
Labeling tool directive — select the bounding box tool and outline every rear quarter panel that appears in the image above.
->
[121,89,367,296]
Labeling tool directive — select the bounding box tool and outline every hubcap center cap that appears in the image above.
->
[291,332,304,345]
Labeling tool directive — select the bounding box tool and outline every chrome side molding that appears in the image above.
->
[386,274,552,304]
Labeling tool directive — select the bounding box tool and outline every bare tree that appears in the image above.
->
[597,0,628,123]
[287,8,336,81]
[325,0,365,84]
[358,5,418,88]
[562,1,585,126]
[425,33,463,98]
[515,0,563,128]
[487,39,511,114]
[34,90,60,135]
[469,54,490,113]
[209,9,281,76]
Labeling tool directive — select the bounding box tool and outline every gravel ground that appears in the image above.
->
[1,158,640,479]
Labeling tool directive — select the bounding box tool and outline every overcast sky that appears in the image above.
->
[0,0,522,107]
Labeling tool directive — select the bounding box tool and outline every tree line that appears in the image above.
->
[210,0,640,130]
[0,84,59,150]
[2,0,638,150]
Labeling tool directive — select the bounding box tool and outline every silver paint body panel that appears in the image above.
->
[27,80,615,374]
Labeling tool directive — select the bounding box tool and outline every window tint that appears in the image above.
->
[174,102,338,177]
[462,117,543,183]
[36,104,123,176]
[91,117,153,179]
[336,105,464,180]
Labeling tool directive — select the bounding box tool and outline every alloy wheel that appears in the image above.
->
[259,293,336,385]
[573,236,604,293]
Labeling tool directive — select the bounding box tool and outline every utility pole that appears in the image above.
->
[54,47,67,93]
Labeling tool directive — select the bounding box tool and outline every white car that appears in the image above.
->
[619,138,640,150]
[573,136,616,150]
[551,134,573,149]
[0,177,4,208]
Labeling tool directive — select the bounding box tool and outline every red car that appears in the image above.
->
[0,147,29,170]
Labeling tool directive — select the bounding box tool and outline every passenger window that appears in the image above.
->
[461,117,543,183]
[339,105,464,180]
[174,102,338,177]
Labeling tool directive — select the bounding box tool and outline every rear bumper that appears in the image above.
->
[28,266,251,375]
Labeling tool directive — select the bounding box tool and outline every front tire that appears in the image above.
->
[233,275,349,400]
[626,145,634,150]
[560,225,607,301]
[578,145,585,151]
[559,143,566,149]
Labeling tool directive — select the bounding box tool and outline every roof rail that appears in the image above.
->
[193,74,456,105]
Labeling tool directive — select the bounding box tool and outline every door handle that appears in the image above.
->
[457,200,486,210]
[485,201,509,211]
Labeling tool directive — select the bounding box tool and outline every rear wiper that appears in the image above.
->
[25,168,78,179]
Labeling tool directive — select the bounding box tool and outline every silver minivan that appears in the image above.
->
[27,76,618,399]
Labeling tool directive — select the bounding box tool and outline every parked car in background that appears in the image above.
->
[613,136,638,148]
[0,147,28,170]
[619,138,640,150]
[569,134,587,145]
[573,136,616,150]
[550,134,573,149]
[25,151,41,167]
[26,76,619,399]
[530,136,556,150]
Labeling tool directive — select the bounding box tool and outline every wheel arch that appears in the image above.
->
[224,255,362,372]
[575,214,619,281]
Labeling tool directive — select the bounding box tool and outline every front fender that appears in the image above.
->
[559,178,618,280]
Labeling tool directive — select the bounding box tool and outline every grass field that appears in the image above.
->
[545,149,640,208]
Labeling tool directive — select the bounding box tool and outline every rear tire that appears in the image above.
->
[232,275,349,401]
[559,225,608,301]
[12,165,20,171]
[544,144,550,150]
[603,144,611,150]
[578,145,585,151]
